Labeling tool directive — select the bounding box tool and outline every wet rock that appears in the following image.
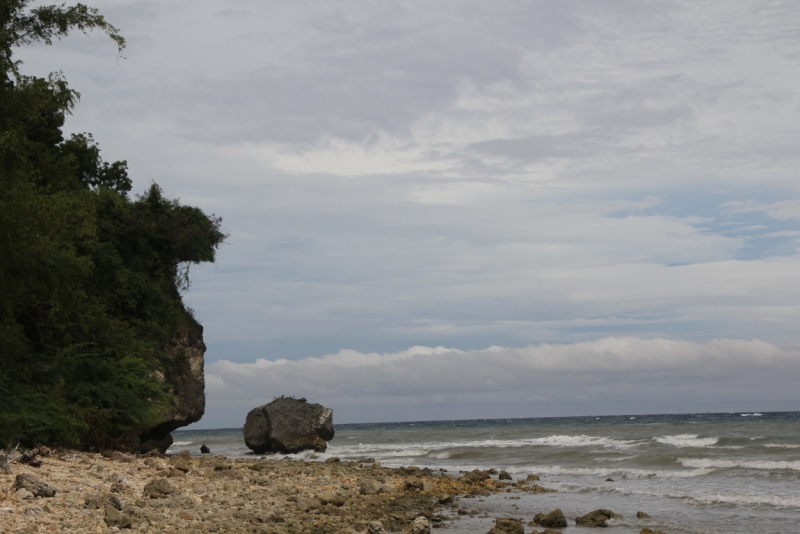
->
[411,516,431,534]
[325,456,341,463]
[639,529,665,534]
[15,473,57,498]
[368,521,387,534]
[636,511,651,518]
[200,444,211,454]
[438,494,453,504]
[533,508,568,528]
[605,478,614,482]
[85,493,122,510]
[525,474,540,481]
[488,518,524,534]
[575,509,622,528]
[104,504,133,528]
[498,471,512,481]
[244,397,335,454]
[529,530,561,534]
[142,478,179,499]
[460,469,491,484]
[405,477,424,491]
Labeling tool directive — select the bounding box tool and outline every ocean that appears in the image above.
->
[169,412,800,533]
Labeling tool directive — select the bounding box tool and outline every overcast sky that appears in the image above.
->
[18,0,800,426]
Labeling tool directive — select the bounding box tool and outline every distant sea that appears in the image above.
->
[171,412,800,533]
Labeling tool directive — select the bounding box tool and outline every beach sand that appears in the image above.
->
[0,450,554,533]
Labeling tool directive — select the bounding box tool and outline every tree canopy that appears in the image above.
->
[0,1,225,448]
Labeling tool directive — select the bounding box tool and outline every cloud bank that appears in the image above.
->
[13,1,800,423]
[203,337,800,426]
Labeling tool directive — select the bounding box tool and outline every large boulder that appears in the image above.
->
[138,316,206,445]
[244,397,334,454]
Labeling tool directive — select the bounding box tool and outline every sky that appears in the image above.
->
[16,0,800,427]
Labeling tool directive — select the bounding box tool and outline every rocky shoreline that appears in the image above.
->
[1,451,662,534]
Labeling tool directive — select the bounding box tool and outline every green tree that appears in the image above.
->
[0,1,225,448]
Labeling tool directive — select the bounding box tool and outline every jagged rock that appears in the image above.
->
[575,509,622,527]
[0,455,10,474]
[411,516,431,534]
[137,434,173,455]
[142,478,179,498]
[16,488,34,500]
[15,473,56,498]
[101,450,136,463]
[488,518,524,534]
[243,397,334,454]
[138,317,206,445]
[460,469,491,484]
[317,493,345,507]
[200,444,210,454]
[104,504,133,528]
[636,511,651,518]
[498,470,512,480]
[168,454,191,473]
[85,493,122,510]
[533,509,567,528]
[368,521,387,534]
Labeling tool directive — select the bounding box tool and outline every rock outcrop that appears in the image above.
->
[244,397,334,454]
[533,508,568,528]
[138,315,206,448]
[575,509,622,527]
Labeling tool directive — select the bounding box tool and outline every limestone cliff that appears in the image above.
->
[138,314,206,447]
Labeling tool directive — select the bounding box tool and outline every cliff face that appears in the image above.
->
[138,315,206,444]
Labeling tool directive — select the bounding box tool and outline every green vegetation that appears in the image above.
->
[0,1,225,448]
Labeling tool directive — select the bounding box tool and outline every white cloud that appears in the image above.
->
[202,337,800,426]
[724,200,800,221]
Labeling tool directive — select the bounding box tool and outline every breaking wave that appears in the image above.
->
[653,434,719,448]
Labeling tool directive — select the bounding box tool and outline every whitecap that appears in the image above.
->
[653,434,718,447]
[763,443,800,449]
[530,464,714,479]
[741,413,763,417]
[678,458,800,471]
[170,441,192,446]
[620,488,800,508]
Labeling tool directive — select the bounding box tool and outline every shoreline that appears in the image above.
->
[0,449,564,534]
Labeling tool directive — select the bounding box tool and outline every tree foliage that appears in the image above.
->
[0,1,225,448]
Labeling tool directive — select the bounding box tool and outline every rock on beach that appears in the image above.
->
[244,396,334,454]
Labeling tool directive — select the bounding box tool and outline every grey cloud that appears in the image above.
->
[11,1,800,418]
[202,337,800,426]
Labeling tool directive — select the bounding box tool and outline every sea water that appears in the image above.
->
[170,412,800,533]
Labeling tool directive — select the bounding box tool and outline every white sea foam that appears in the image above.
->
[620,488,800,508]
[328,434,641,458]
[170,441,192,446]
[741,413,763,416]
[530,464,714,479]
[679,458,800,471]
[763,444,800,449]
[653,434,718,447]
